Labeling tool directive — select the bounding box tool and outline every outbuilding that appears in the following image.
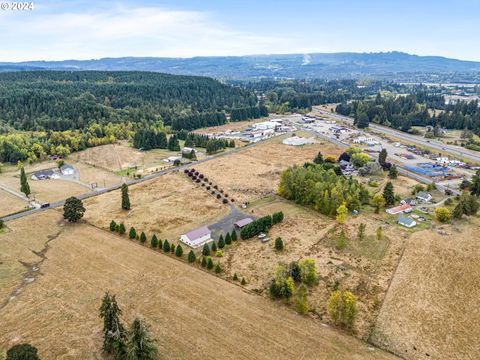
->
[180,226,212,248]
[60,164,75,176]
[416,191,433,203]
[234,217,253,229]
[386,203,413,215]
[397,215,417,228]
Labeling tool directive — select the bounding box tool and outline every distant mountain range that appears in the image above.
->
[2,52,480,79]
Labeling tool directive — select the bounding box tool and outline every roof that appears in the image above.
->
[33,169,55,177]
[234,218,253,228]
[386,203,412,214]
[60,164,74,171]
[416,191,431,199]
[183,226,210,241]
[397,215,416,226]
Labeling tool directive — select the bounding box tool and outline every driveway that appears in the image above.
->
[208,205,255,241]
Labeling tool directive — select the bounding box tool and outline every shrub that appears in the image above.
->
[231,230,237,241]
[210,241,217,252]
[435,207,451,223]
[6,343,39,360]
[201,257,207,267]
[110,220,117,231]
[222,198,228,204]
[293,284,309,315]
[218,235,225,248]
[118,223,126,235]
[202,243,210,256]
[225,232,232,245]
[216,194,221,199]
[139,231,147,243]
[240,215,273,239]
[215,250,223,257]
[206,257,214,270]
[188,250,196,263]
[0,219,4,230]
[215,262,222,273]
[233,273,239,281]
[206,186,211,190]
[175,244,183,257]
[272,211,284,224]
[241,278,246,285]
[299,259,318,286]
[274,237,284,251]
[151,234,159,248]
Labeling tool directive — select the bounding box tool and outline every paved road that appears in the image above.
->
[312,108,480,164]
[0,135,275,223]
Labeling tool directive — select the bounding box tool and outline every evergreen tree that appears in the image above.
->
[471,170,480,196]
[121,183,131,210]
[210,241,217,252]
[139,231,147,244]
[175,244,183,257]
[19,167,31,197]
[110,220,117,231]
[215,262,222,273]
[241,278,246,285]
[163,240,170,253]
[118,223,126,235]
[6,344,40,360]
[225,232,232,245]
[357,223,366,241]
[382,181,395,206]
[218,235,225,248]
[378,148,387,167]
[313,151,324,164]
[206,257,214,270]
[233,273,239,281]
[453,203,463,220]
[63,196,85,222]
[187,250,196,263]
[274,237,284,251]
[168,135,180,151]
[201,256,207,267]
[388,164,398,179]
[158,239,163,249]
[125,318,158,360]
[150,234,159,248]
[99,292,126,357]
[129,227,137,239]
[231,230,237,241]
[202,243,210,256]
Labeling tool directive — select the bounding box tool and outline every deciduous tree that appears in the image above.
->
[63,197,85,222]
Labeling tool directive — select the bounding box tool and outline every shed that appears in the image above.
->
[397,215,417,228]
[60,164,75,175]
[180,226,212,248]
[234,217,253,229]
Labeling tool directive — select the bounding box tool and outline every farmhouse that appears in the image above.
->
[234,217,253,229]
[180,226,212,248]
[164,156,182,164]
[397,215,417,228]
[416,191,432,203]
[182,147,195,154]
[60,164,75,176]
[386,203,413,215]
[31,169,59,181]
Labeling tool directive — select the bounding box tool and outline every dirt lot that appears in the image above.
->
[0,190,27,217]
[84,172,229,241]
[0,215,397,359]
[195,140,342,204]
[370,219,480,360]
[221,197,407,340]
[71,162,122,188]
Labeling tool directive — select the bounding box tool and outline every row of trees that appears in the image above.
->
[239,211,284,240]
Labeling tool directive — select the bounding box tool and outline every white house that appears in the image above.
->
[182,147,195,154]
[180,226,212,248]
[60,164,75,176]
[416,191,433,203]
[31,169,59,181]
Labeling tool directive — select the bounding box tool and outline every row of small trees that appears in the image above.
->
[239,211,284,240]
[184,168,234,204]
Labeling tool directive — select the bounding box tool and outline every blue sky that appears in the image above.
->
[1,0,479,61]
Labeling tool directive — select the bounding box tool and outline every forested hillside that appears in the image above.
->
[0,71,264,163]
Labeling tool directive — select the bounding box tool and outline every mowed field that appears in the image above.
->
[221,197,407,339]
[370,219,480,360]
[0,213,398,360]
[83,172,229,241]
[195,140,343,203]
[0,190,27,217]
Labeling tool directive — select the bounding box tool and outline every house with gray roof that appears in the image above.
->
[397,215,417,228]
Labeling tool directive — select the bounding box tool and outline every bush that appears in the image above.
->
[299,259,318,286]
[215,262,222,273]
[225,232,232,245]
[435,207,451,223]
[233,273,239,281]
[206,257,214,270]
[202,243,210,256]
[110,220,117,231]
[163,240,170,252]
[139,231,147,243]
[201,256,207,267]
[218,235,225,248]
[151,234,159,248]
[6,343,39,360]
[241,278,246,285]
[231,230,237,241]
[0,219,4,230]
[274,237,284,251]
[188,250,196,263]
[272,211,284,224]
[240,215,273,240]
[215,250,223,257]
[118,223,126,235]
[293,284,309,315]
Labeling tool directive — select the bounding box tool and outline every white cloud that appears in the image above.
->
[0,5,300,61]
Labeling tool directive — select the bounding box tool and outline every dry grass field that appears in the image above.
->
[72,162,122,188]
[370,219,480,360]
[195,140,342,203]
[0,190,27,217]
[83,172,229,241]
[0,216,397,360]
[221,197,407,339]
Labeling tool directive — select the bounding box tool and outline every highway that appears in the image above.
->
[312,107,480,164]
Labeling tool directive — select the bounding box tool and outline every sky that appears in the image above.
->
[1,0,479,62]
